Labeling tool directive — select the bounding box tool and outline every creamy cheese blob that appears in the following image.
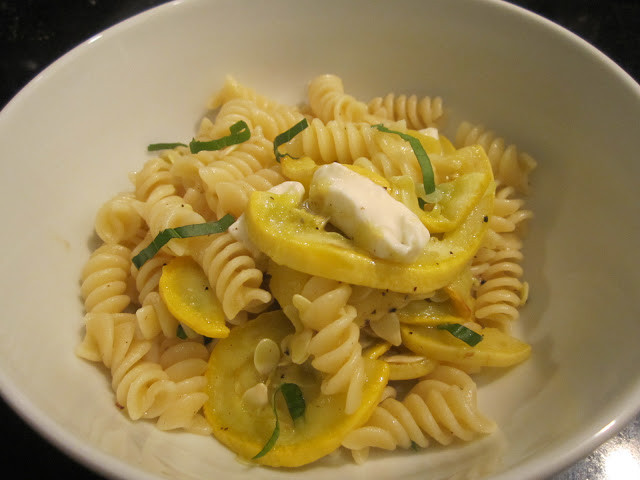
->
[308,162,430,262]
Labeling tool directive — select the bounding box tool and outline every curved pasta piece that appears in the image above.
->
[194,231,272,321]
[198,128,275,213]
[204,98,304,142]
[308,74,374,123]
[214,165,285,218]
[291,276,366,414]
[455,121,536,193]
[342,365,495,463]
[131,155,176,202]
[80,243,132,314]
[280,118,381,164]
[367,92,444,130]
[95,192,145,247]
[208,75,290,113]
[472,185,531,330]
[155,339,212,434]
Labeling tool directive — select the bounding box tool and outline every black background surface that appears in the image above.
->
[1,1,639,478]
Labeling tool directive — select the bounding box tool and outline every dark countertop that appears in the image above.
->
[1,1,639,478]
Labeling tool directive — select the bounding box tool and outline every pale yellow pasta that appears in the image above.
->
[214,164,285,218]
[193,231,272,321]
[131,154,175,202]
[198,128,274,213]
[290,276,366,415]
[80,243,132,314]
[456,121,536,193]
[208,74,290,112]
[94,192,145,247]
[368,92,445,130]
[280,118,380,164]
[308,74,375,123]
[342,366,495,463]
[204,97,304,142]
[78,73,535,454]
[471,185,532,330]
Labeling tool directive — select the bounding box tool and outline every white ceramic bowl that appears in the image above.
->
[1,1,639,479]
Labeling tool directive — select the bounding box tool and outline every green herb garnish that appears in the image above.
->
[253,383,306,459]
[132,214,236,269]
[147,120,250,154]
[189,120,251,153]
[176,324,187,339]
[273,118,309,162]
[437,323,483,346]
[147,142,188,151]
[372,124,435,196]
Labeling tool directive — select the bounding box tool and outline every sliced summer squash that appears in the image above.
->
[158,256,229,338]
[400,323,531,369]
[363,342,438,380]
[244,177,494,295]
[204,310,389,467]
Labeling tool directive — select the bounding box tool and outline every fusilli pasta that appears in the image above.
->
[78,74,535,467]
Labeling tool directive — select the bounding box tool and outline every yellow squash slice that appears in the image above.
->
[401,323,531,370]
[204,310,389,467]
[244,171,494,295]
[159,256,229,338]
[364,342,437,380]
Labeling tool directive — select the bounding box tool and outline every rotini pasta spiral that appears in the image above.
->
[308,74,374,123]
[342,365,496,463]
[204,98,304,142]
[198,128,275,213]
[281,118,380,164]
[208,75,290,113]
[129,239,180,339]
[290,276,366,415]
[94,193,145,247]
[194,231,272,321]
[367,92,444,130]
[131,154,176,202]
[472,185,531,330]
[214,165,285,218]
[77,312,170,422]
[154,338,212,434]
[456,121,536,193]
[79,74,535,462]
[80,243,132,314]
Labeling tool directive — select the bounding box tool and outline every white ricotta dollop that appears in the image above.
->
[308,163,430,262]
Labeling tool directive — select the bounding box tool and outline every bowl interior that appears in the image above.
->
[1,0,639,479]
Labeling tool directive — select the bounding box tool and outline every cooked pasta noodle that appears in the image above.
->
[78,74,535,464]
[194,231,272,321]
[342,366,496,463]
[81,243,132,314]
[456,121,536,193]
[368,92,445,130]
[308,74,375,123]
[290,277,366,414]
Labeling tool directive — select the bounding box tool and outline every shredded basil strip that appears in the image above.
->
[176,325,187,340]
[372,124,435,195]
[147,142,188,151]
[437,323,483,347]
[253,383,306,459]
[132,214,236,269]
[189,120,251,153]
[273,118,309,162]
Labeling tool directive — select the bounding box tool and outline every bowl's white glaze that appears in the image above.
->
[0,1,639,479]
